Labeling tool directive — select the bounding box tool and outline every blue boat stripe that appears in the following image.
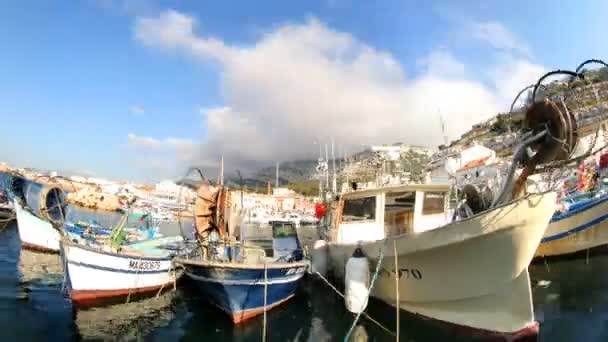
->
[542,211,608,243]
[551,193,608,222]
[184,270,304,285]
[67,260,171,275]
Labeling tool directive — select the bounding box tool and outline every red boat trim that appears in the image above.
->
[21,241,59,254]
[399,308,539,342]
[70,283,172,305]
[229,294,296,324]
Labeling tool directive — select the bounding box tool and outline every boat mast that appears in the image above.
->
[220,155,224,185]
[331,138,337,193]
[325,143,329,190]
[275,162,279,188]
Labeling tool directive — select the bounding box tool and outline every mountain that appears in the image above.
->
[224,159,319,191]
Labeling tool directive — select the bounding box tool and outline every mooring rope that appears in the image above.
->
[312,270,395,337]
[393,240,400,342]
[262,262,268,342]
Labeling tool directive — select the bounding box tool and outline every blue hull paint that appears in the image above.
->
[183,262,306,322]
[542,192,608,243]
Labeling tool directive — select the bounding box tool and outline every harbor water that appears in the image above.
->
[1,206,608,341]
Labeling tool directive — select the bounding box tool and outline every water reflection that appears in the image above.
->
[73,292,178,341]
[531,253,608,341]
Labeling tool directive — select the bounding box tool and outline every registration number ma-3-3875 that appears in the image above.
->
[128,260,161,271]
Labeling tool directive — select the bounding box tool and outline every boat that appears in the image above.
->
[0,189,15,230]
[13,201,62,252]
[312,92,582,340]
[60,213,187,306]
[318,183,555,338]
[175,183,308,323]
[536,185,608,257]
[9,177,66,253]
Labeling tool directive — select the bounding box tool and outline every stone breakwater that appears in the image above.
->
[66,187,121,211]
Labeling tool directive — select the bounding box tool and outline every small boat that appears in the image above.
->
[61,214,186,306]
[6,176,66,253]
[536,186,608,257]
[176,183,307,323]
[14,201,62,252]
[0,189,15,230]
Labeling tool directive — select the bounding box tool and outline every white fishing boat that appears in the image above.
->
[313,84,583,340]
[61,235,184,306]
[14,200,61,253]
[316,184,555,339]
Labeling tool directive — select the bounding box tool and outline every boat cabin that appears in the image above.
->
[334,184,451,244]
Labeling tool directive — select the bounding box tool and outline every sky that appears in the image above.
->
[1,0,607,183]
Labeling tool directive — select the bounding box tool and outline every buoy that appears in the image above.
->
[345,247,370,314]
[311,240,328,276]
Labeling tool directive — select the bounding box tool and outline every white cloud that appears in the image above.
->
[133,11,545,175]
[491,57,546,105]
[471,21,530,56]
[130,105,145,116]
[127,133,197,165]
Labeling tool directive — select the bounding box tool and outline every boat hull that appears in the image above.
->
[14,200,60,253]
[324,193,556,339]
[536,195,608,257]
[178,260,307,323]
[61,240,178,306]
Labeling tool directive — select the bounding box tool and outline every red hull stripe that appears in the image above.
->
[401,309,539,342]
[21,241,59,254]
[70,283,173,305]
[231,294,295,324]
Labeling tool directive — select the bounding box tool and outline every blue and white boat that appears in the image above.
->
[536,186,608,257]
[177,220,307,323]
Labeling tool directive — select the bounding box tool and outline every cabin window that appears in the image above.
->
[342,196,376,222]
[422,192,445,215]
[385,191,416,235]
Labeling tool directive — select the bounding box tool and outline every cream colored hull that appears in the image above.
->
[14,200,61,253]
[536,195,608,257]
[326,193,556,335]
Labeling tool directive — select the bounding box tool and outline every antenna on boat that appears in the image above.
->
[325,143,329,190]
[275,162,279,188]
[219,156,224,186]
[331,137,337,194]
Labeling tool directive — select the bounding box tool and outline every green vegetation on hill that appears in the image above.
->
[287,180,320,197]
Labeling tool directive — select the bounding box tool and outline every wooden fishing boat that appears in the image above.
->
[7,177,66,253]
[175,182,307,323]
[61,213,186,306]
[61,237,181,306]
[536,187,608,257]
[313,85,583,340]
[14,200,62,253]
[317,184,555,339]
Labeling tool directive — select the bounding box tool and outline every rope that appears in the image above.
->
[0,215,15,222]
[313,270,395,337]
[344,239,390,342]
[126,256,142,304]
[262,262,268,342]
[61,243,69,293]
[393,240,400,342]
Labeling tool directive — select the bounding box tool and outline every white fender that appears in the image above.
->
[344,247,370,314]
[311,240,328,276]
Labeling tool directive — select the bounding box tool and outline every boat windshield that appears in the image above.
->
[342,196,376,222]
[272,222,297,238]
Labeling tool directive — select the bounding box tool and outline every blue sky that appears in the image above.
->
[1,0,607,183]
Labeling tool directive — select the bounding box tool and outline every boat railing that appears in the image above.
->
[192,239,305,264]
